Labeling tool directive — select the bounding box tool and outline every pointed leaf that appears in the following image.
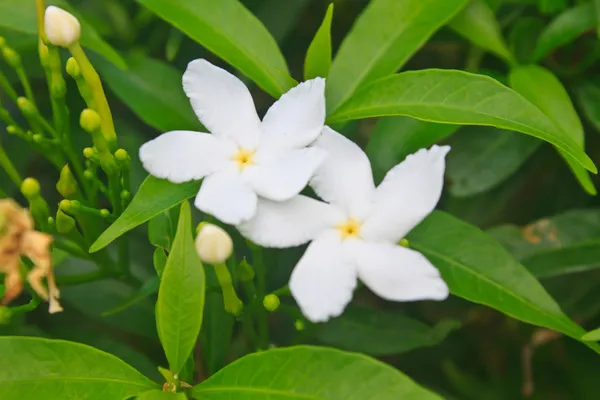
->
[0,337,156,399]
[326,0,468,112]
[327,69,596,173]
[304,3,334,80]
[583,327,600,341]
[157,201,206,375]
[575,79,600,134]
[191,346,442,399]
[137,0,293,97]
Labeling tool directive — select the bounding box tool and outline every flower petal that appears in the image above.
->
[349,240,449,302]
[290,230,357,323]
[238,195,343,248]
[246,147,327,201]
[139,130,228,183]
[260,78,326,151]
[183,59,261,148]
[195,168,257,225]
[310,127,375,218]
[361,145,450,243]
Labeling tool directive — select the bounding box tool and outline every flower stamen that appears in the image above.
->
[337,218,362,239]
[232,148,255,169]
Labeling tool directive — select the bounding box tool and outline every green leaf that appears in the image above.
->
[97,54,202,132]
[149,208,179,251]
[538,0,568,14]
[101,276,160,317]
[201,292,235,376]
[407,211,596,349]
[449,0,513,63]
[508,16,545,64]
[366,117,458,182]
[303,3,333,80]
[90,176,200,252]
[137,390,187,399]
[326,0,468,112]
[0,337,156,399]
[0,0,126,68]
[154,247,168,276]
[532,2,596,62]
[575,79,600,133]
[316,306,459,356]
[327,69,596,173]
[583,327,600,341]
[137,0,293,97]
[157,201,206,375]
[190,346,443,399]
[509,65,595,194]
[446,126,540,197]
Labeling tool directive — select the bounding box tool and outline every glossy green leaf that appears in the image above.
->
[328,69,596,173]
[508,16,544,64]
[446,126,540,197]
[98,54,202,132]
[154,247,168,276]
[0,337,156,399]
[509,65,595,194]
[138,390,187,399]
[532,2,595,62]
[137,0,293,97]
[408,211,597,349]
[449,0,513,62]
[576,79,600,133]
[191,346,442,399]
[326,0,468,112]
[0,0,126,68]
[316,306,459,356]
[583,327,600,341]
[304,3,333,80]
[149,208,179,251]
[90,176,200,252]
[157,201,206,375]
[366,117,458,182]
[102,276,160,317]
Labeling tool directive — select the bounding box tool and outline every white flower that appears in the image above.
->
[239,127,450,322]
[195,223,233,264]
[140,59,327,225]
[44,6,81,48]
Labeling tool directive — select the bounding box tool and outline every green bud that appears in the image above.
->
[114,148,129,162]
[56,209,76,233]
[17,97,36,117]
[59,199,81,215]
[83,170,94,180]
[120,190,130,201]
[51,79,66,99]
[237,258,255,282]
[21,177,40,199]
[6,125,17,135]
[1,47,21,68]
[83,147,95,159]
[295,320,305,331]
[65,57,81,77]
[398,238,409,248]
[80,109,101,133]
[32,134,44,143]
[56,165,78,198]
[48,216,55,226]
[39,42,50,67]
[59,199,71,211]
[100,209,110,218]
[263,294,280,312]
[0,306,13,324]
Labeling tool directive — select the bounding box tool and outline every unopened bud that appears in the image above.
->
[80,109,100,133]
[263,294,280,312]
[100,209,110,218]
[114,149,129,162]
[6,125,17,135]
[44,6,81,48]
[21,178,40,199]
[1,47,21,68]
[47,216,55,225]
[83,170,94,180]
[17,97,36,117]
[120,190,130,201]
[65,57,80,77]
[56,165,78,198]
[32,134,44,143]
[195,223,233,264]
[56,209,75,233]
[398,238,409,248]
[83,147,95,159]
[39,42,49,67]
[295,320,305,331]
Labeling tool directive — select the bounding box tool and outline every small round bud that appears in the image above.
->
[263,294,280,312]
[80,109,101,133]
[195,223,233,265]
[120,190,130,201]
[83,170,94,180]
[47,216,55,225]
[39,42,49,67]
[32,134,44,143]
[100,209,110,218]
[295,320,305,331]
[65,57,80,77]
[59,199,71,211]
[17,97,36,117]
[1,47,21,68]
[21,178,40,198]
[51,79,66,99]
[398,238,409,248]
[44,6,81,48]
[83,147,95,159]
[6,125,17,135]
[114,149,128,162]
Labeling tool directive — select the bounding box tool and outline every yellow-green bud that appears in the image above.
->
[59,199,71,211]
[44,6,81,48]
[114,149,128,162]
[237,258,255,281]
[263,294,280,312]
[295,320,305,331]
[65,57,81,77]
[6,125,17,135]
[39,42,49,67]
[195,223,233,264]
[398,238,409,248]
[2,47,21,68]
[56,165,78,198]
[83,170,94,180]
[120,190,130,201]
[21,178,41,199]
[100,209,110,218]
[47,216,55,226]
[83,147,95,159]
[17,97,36,117]
[56,209,75,233]
[32,134,44,143]
[80,109,101,133]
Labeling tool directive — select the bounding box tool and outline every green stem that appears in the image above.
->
[56,269,109,286]
[11,296,40,315]
[214,263,243,315]
[53,239,91,259]
[0,70,17,102]
[248,241,268,348]
[0,144,22,187]
[16,68,36,107]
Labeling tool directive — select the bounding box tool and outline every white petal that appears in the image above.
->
[245,147,327,201]
[361,145,450,243]
[349,241,449,302]
[183,59,261,148]
[260,78,326,151]
[238,195,343,248]
[195,168,257,225]
[290,230,357,323]
[139,130,227,183]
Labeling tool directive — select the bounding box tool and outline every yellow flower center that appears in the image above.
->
[232,148,255,169]
[337,218,362,239]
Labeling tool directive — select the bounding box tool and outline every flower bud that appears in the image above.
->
[39,42,49,67]
[295,320,305,331]
[263,294,280,312]
[56,209,75,233]
[80,109,101,133]
[100,209,110,218]
[1,47,21,68]
[120,190,130,201]
[21,178,40,199]
[17,97,36,117]
[83,170,94,180]
[32,134,44,143]
[65,57,81,77]
[114,149,129,162]
[83,147,95,159]
[44,6,81,48]
[195,223,233,265]
[398,238,409,248]
[56,165,78,198]
[6,125,17,135]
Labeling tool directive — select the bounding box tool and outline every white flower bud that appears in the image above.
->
[44,6,80,48]
[195,224,233,264]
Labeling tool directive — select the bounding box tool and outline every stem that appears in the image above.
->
[248,241,268,348]
[11,296,41,315]
[56,269,109,286]
[213,263,243,315]
[16,68,36,107]
[53,239,91,259]
[0,144,22,187]
[0,70,17,102]
[35,0,47,43]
